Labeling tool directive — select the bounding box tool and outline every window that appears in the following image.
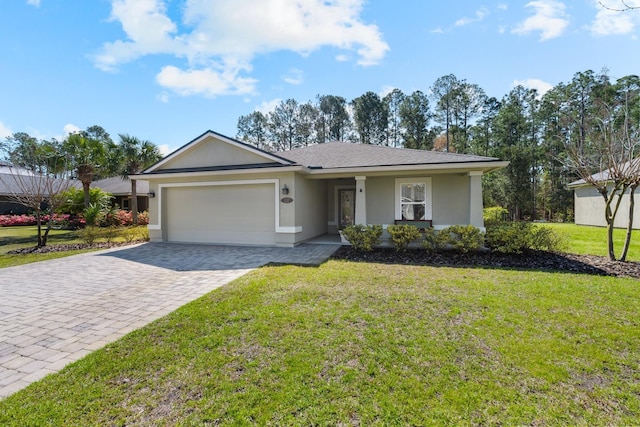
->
[401,183,426,220]
[395,178,432,221]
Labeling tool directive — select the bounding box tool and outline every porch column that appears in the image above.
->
[355,176,367,225]
[469,171,484,229]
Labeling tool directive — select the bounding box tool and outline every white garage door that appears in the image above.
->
[165,184,276,245]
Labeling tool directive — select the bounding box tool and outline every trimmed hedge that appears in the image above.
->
[485,222,565,254]
[386,224,421,252]
[437,225,485,253]
[341,225,383,252]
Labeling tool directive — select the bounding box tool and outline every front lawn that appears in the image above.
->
[1,262,639,425]
[0,226,147,268]
[545,223,640,261]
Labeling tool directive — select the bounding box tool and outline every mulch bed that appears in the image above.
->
[331,246,640,279]
[9,242,640,279]
[7,242,139,255]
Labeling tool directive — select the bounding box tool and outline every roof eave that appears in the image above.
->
[303,161,510,178]
[131,165,307,180]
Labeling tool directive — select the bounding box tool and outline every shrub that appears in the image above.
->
[483,206,509,226]
[485,222,565,254]
[83,203,104,227]
[530,224,566,252]
[103,225,118,243]
[137,211,149,226]
[485,222,528,254]
[0,214,72,227]
[112,210,149,226]
[342,224,383,252]
[386,224,421,252]
[57,187,113,215]
[77,226,102,245]
[136,226,150,241]
[421,228,441,253]
[438,225,484,253]
[121,226,149,243]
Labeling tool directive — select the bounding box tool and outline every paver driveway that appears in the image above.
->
[0,242,339,399]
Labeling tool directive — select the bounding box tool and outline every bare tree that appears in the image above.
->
[599,1,639,11]
[1,134,73,247]
[564,85,640,261]
[0,166,73,248]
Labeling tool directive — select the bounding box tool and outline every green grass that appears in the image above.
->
[545,223,640,261]
[1,262,639,425]
[0,226,147,268]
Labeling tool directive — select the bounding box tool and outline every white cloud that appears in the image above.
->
[430,27,445,34]
[26,0,40,7]
[335,54,350,62]
[94,0,389,97]
[157,144,171,156]
[156,64,258,97]
[513,78,554,96]
[591,0,640,35]
[455,8,489,27]
[63,123,81,136]
[0,121,12,139]
[512,0,569,41]
[498,3,508,11]
[256,98,282,115]
[282,68,303,85]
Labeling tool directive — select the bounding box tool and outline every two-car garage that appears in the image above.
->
[163,183,277,245]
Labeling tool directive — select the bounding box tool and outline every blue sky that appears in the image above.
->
[1,0,639,154]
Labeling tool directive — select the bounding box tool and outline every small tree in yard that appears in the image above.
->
[1,135,73,247]
[62,126,113,209]
[116,134,161,225]
[564,77,640,261]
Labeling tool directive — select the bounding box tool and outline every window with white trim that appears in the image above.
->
[395,178,432,221]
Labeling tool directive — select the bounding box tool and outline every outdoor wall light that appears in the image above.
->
[282,184,289,195]
[148,190,156,198]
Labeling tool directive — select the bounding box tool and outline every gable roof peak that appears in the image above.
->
[142,130,294,173]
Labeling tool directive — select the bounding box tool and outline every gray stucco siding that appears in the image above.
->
[432,174,470,227]
[574,184,640,229]
[294,175,328,242]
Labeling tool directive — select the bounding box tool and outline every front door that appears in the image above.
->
[339,189,356,229]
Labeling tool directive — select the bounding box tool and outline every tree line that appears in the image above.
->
[236,71,640,224]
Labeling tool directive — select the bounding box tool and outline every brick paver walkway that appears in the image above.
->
[0,242,339,399]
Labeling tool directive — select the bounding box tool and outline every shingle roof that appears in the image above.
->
[568,160,640,188]
[91,176,149,195]
[0,173,77,196]
[276,142,502,169]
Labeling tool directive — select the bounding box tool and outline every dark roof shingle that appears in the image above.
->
[276,142,501,169]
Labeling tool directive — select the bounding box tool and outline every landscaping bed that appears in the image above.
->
[331,246,640,279]
[6,241,140,254]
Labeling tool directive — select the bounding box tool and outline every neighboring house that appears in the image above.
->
[135,130,509,247]
[0,173,31,214]
[569,170,640,229]
[0,168,76,215]
[1,162,33,213]
[91,176,150,212]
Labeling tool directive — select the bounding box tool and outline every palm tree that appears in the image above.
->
[118,134,161,224]
[63,132,108,208]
